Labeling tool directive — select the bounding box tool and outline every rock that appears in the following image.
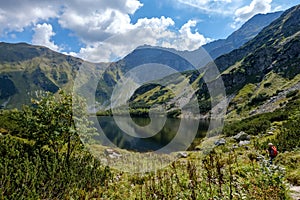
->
[214,138,226,146]
[105,148,122,159]
[108,153,122,159]
[177,152,188,158]
[104,148,115,156]
[267,131,274,135]
[238,140,250,146]
[249,110,257,115]
[232,144,239,149]
[256,155,264,161]
[233,131,250,142]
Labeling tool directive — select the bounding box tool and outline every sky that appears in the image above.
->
[0,0,299,62]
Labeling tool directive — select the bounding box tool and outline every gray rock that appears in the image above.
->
[249,110,257,115]
[177,152,188,158]
[238,140,250,146]
[105,148,122,159]
[214,138,226,146]
[108,153,122,159]
[233,131,250,142]
[267,131,274,135]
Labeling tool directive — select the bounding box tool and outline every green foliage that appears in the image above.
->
[223,107,290,136]
[14,91,85,162]
[286,90,299,98]
[0,91,111,199]
[0,109,21,135]
[0,90,297,199]
[267,115,300,152]
[224,115,270,136]
[0,135,111,199]
[111,151,287,199]
[167,109,181,118]
[263,82,272,88]
[248,92,269,106]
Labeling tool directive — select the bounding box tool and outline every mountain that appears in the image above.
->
[94,11,283,106]
[203,11,283,59]
[127,4,300,118]
[0,42,104,108]
[0,6,298,116]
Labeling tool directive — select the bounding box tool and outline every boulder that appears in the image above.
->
[177,152,188,158]
[267,131,274,135]
[233,131,250,142]
[238,140,250,146]
[105,148,122,159]
[214,138,226,146]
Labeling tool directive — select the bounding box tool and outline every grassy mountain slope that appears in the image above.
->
[93,12,284,108]
[127,4,300,118]
[0,42,102,108]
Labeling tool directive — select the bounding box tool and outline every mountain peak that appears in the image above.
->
[203,11,283,59]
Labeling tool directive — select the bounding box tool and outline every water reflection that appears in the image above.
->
[95,116,209,152]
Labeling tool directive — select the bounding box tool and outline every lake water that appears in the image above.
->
[93,116,209,152]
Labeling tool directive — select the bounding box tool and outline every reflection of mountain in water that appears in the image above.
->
[95,116,209,152]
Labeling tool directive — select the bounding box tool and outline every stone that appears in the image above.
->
[177,152,188,158]
[104,148,115,156]
[267,131,274,135]
[105,148,122,159]
[249,110,257,115]
[233,131,250,142]
[214,138,226,146]
[238,140,250,146]
[108,153,122,159]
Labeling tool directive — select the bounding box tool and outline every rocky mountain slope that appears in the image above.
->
[128,4,300,118]
[94,12,283,107]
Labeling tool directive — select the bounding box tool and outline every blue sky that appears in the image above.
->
[0,0,299,62]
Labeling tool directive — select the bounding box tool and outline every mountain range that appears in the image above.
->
[203,11,283,59]
[0,5,299,120]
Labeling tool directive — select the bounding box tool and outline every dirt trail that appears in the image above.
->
[290,186,300,200]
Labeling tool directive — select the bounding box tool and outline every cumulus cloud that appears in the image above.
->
[58,0,142,44]
[32,23,59,51]
[0,0,59,35]
[0,0,211,62]
[234,0,272,24]
[74,18,211,62]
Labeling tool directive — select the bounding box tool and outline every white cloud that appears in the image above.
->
[0,0,211,62]
[234,0,272,24]
[0,0,59,36]
[58,0,142,44]
[73,18,211,62]
[162,20,211,51]
[32,23,59,51]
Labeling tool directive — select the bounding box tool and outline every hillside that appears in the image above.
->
[127,5,300,119]
[0,10,284,110]
[0,42,105,108]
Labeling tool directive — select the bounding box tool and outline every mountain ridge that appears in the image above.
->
[203,11,283,59]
